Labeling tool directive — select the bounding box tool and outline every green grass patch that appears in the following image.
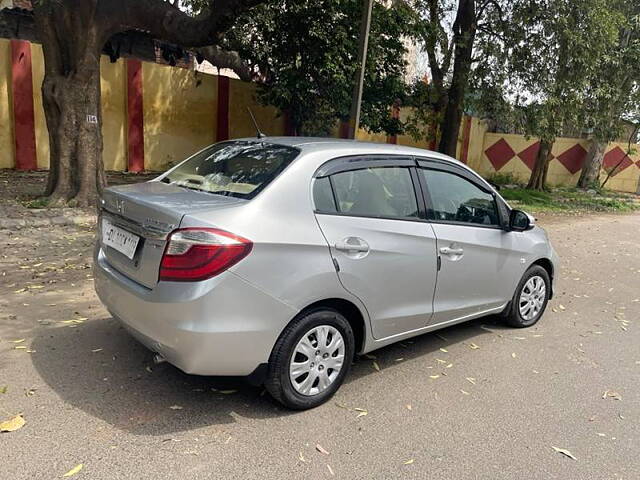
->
[22,197,50,209]
[500,187,640,213]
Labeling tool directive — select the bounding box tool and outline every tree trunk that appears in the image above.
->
[577,140,606,189]
[34,1,107,207]
[527,138,553,190]
[438,0,475,157]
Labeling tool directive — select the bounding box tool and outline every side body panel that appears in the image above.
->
[315,214,438,339]
[429,224,524,323]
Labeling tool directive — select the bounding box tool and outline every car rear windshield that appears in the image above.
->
[162,141,300,199]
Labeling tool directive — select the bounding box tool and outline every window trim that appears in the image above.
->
[417,165,506,230]
[314,154,416,178]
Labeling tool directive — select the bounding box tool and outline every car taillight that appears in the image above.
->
[159,228,252,282]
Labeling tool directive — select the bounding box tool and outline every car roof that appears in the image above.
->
[232,136,462,166]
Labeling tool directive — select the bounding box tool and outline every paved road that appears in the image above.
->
[1,213,639,479]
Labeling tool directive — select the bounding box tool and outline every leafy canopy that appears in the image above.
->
[227,0,418,136]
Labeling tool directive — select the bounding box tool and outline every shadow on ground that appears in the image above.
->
[31,314,507,436]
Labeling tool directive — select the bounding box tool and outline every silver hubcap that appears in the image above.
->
[519,275,546,321]
[289,325,345,396]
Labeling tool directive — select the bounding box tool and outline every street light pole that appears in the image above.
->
[347,0,373,139]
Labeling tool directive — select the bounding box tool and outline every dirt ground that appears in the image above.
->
[0,212,639,479]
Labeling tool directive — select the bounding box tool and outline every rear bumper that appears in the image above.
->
[94,246,296,376]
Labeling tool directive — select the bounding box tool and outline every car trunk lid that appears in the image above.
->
[100,181,245,288]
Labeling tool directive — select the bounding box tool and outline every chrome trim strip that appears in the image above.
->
[101,208,173,240]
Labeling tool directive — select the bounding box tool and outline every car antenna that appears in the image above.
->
[247,107,266,139]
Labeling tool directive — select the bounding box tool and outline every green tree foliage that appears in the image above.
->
[227,0,417,136]
[404,0,508,155]
[506,0,623,190]
[578,4,640,187]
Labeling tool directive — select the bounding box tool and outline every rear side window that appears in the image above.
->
[314,167,418,219]
[420,169,499,226]
[313,177,337,212]
[163,141,299,199]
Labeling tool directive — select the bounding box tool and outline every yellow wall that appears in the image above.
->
[0,39,13,169]
[228,78,285,138]
[100,56,127,171]
[4,40,639,192]
[477,133,640,193]
[143,62,217,171]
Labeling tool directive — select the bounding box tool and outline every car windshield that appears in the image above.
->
[162,141,300,199]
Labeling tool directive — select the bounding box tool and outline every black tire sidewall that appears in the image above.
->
[267,308,355,410]
[507,265,551,328]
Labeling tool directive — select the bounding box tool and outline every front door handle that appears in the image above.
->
[335,237,370,253]
[439,246,464,256]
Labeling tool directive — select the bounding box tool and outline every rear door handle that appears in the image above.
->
[439,246,464,255]
[335,238,370,253]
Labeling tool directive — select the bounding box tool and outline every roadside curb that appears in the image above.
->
[0,214,97,230]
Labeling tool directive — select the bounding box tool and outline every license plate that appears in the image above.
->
[102,219,140,259]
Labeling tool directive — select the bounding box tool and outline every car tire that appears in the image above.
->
[265,308,355,410]
[503,265,551,328]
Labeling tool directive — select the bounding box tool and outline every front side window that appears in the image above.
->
[162,141,299,199]
[420,169,499,226]
[328,167,418,219]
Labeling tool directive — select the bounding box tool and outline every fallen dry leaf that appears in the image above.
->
[354,407,368,418]
[327,464,335,476]
[0,386,7,394]
[91,348,103,353]
[460,389,470,395]
[439,348,448,353]
[0,415,25,433]
[511,353,517,358]
[372,361,380,371]
[316,444,330,455]
[62,464,83,477]
[429,375,440,380]
[602,390,622,400]
[169,405,183,410]
[404,459,414,465]
[219,390,237,395]
[10,339,25,344]
[406,404,412,410]
[468,343,480,350]
[465,377,476,385]
[298,451,306,463]
[552,446,576,460]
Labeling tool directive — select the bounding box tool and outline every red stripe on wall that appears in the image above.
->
[10,40,37,170]
[338,121,349,139]
[126,59,145,172]
[216,76,230,141]
[460,115,472,164]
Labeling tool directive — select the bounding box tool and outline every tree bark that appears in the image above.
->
[34,1,108,207]
[438,0,476,157]
[526,138,553,191]
[576,140,606,189]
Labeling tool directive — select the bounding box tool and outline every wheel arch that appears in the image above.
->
[296,298,367,354]
[530,257,554,298]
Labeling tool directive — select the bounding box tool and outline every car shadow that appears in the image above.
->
[31,314,510,436]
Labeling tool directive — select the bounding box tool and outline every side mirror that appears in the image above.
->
[509,209,535,231]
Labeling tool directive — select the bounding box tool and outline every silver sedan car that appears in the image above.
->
[94,138,558,409]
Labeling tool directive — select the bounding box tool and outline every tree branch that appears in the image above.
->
[107,0,264,48]
[197,45,253,81]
